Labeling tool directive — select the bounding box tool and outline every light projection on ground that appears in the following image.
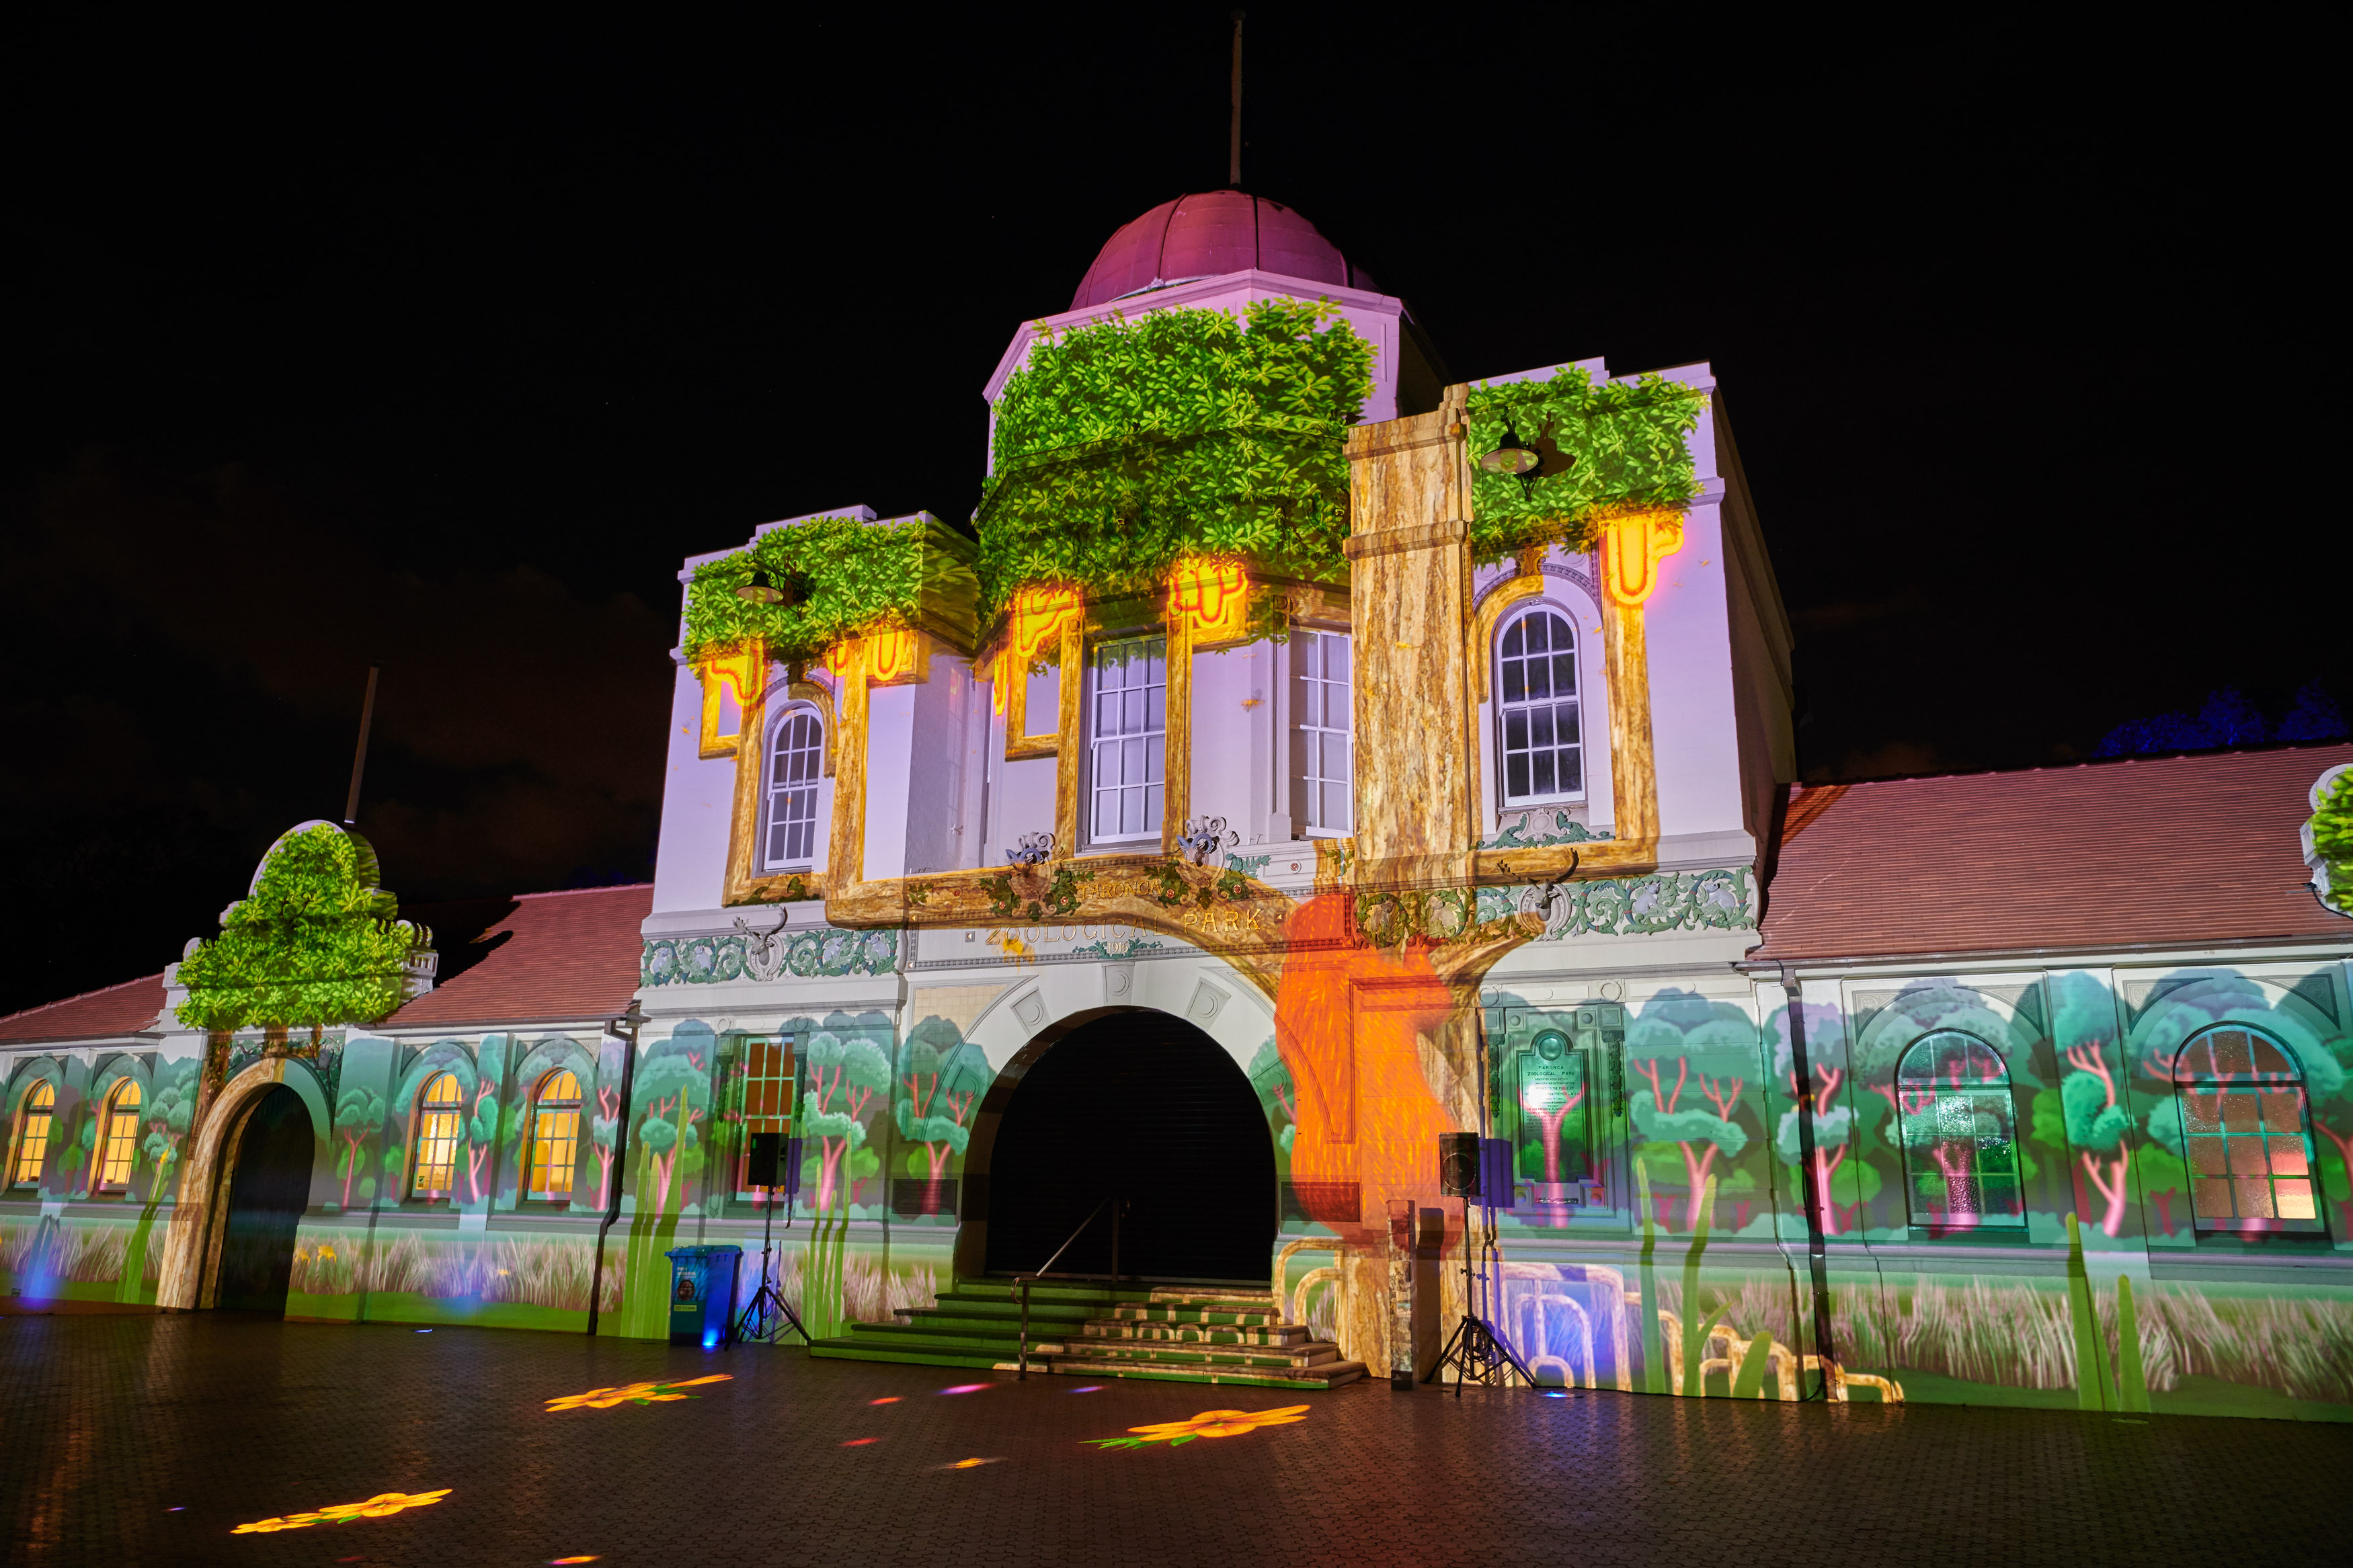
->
[938,1457,1007,1469]
[1086,1405,1311,1449]
[230,1489,451,1534]
[544,1374,732,1411]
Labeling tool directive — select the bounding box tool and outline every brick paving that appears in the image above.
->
[3,1313,2348,1567]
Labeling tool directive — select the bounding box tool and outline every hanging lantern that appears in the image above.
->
[1478,414,1541,479]
[735,568,789,606]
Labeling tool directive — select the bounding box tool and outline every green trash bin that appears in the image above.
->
[664,1245,743,1348]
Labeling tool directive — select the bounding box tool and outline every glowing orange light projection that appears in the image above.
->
[1167,559,1250,643]
[1597,507,1687,608]
[696,647,766,757]
[1272,893,1462,1227]
[865,626,920,684]
[231,1490,451,1534]
[544,1374,732,1411]
[1086,1405,1310,1448]
[994,586,1082,715]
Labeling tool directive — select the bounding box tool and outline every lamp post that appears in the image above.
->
[585,997,649,1338]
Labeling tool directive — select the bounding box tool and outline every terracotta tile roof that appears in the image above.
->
[380,884,652,1030]
[0,973,167,1043]
[1754,744,2353,963]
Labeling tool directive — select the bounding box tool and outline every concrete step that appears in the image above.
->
[1082,1319,1310,1348]
[1061,1338,1344,1372]
[1039,1356,1368,1390]
[1106,1304,1285,1327]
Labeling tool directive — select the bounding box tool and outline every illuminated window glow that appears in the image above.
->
[1497,609,1582,804]
[1291,630,1352,835]
[1896,1032,2025,1229]
[1089,636,1166,843]
[11,1081,54,1186]
[764,709,824,869]
[735,1036,794,1196]
[96,1080,142,1190]
[527,1070,582,1202]
[2174,1025,2321,1232]
[410,1073,465,1200]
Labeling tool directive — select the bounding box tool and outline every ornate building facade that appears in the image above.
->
[7,192,2350,1418]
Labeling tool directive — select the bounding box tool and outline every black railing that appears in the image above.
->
[1014,1196,1127,1379]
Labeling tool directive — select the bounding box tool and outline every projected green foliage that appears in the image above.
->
[175,825,424,1032]
[2314,768,2353,915]
[1464,367,1708,564]
[803,1031,890,1213]
[975,297,1373,625]
[680,512,978,665]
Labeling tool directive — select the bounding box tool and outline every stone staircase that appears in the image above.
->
[807,1280,1367,1390]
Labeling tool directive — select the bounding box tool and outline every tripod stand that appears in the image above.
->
[736,1184,809,1346]
[1425,1194,1531,1397]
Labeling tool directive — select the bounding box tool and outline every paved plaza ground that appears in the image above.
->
[4,1312,2348,1567]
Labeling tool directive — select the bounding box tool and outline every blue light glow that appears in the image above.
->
[703,1329,721,1350]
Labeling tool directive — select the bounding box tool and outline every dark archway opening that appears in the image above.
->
[216,1085,315,1315]
[984,1011,1275,1284]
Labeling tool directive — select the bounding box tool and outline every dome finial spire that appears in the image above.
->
[1227,10,1245,189]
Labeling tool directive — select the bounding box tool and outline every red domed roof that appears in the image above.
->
[1070,191,1374,311]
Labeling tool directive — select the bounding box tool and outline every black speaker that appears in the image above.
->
[1437,1132,1482,1197]
[746,1132,785,1188]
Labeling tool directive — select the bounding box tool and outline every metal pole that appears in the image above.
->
[585,1007,643,1338]
[1780,963,1839,1398]
[343,664,379,825]
[1226,11,1245,188]
[1019,1280,1031,1379]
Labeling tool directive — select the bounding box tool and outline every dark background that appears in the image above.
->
[2,13,2338,1014]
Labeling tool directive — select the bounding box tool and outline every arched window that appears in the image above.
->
[2173,1024,2321,1233]
[526,1069,583,1202]
[764,708,824,870]
[95,1080,143,1191]
[409,1072,465,1200]
[1895,1032,2026,1229]
[1496,608,1583,804]
[10,1081,55,1188]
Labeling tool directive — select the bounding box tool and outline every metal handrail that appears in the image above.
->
[1014,1196,1124,1379]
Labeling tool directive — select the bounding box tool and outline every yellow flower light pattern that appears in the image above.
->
[231,1489,450,1533]
[1086,1405,1311,1450]
[544,1374,733,1411]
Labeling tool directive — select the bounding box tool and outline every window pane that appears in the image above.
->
[1530,708,1555,748]
[1504,711,1527,750]
[1501,622,1523,657]
[1144,783,1162,831]
[2188,1137,2229,1175]
[2192,1178,2233,1216]
[1552,652,1576,695]
[2210,1031,2254,1076]
[1557,746,1583,794]
[1507,755,1529,797]
[1526,659,1551,700]
[1524,616,1549,653]
[2233,1178,2274,1219]
[1501,663,1525,704]
[2267,1136,2309,1178]
[1532,751,1556,796]
[1322,781,1348,829]
[2220,1091,2259,1134]
[2277,1180,2317,1219]
[1327,637,1349,684]
[1320,733,1349,782]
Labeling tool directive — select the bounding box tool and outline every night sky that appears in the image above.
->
[2,14,2338,1015]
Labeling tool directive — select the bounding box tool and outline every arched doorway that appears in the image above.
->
[214,1085,315,1315]
[984,1010,1275,1284]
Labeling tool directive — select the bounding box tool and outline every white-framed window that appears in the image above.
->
[95,1079,143,1191]
[763,707,824,870]
[524,1069,583,1203]
[1088,636,1166,843]
[1291,629,1352,835]
[1496,607,1583,805]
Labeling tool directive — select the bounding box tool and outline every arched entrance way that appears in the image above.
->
[984,1009,1275,1284]
[214,1085,314,1315]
